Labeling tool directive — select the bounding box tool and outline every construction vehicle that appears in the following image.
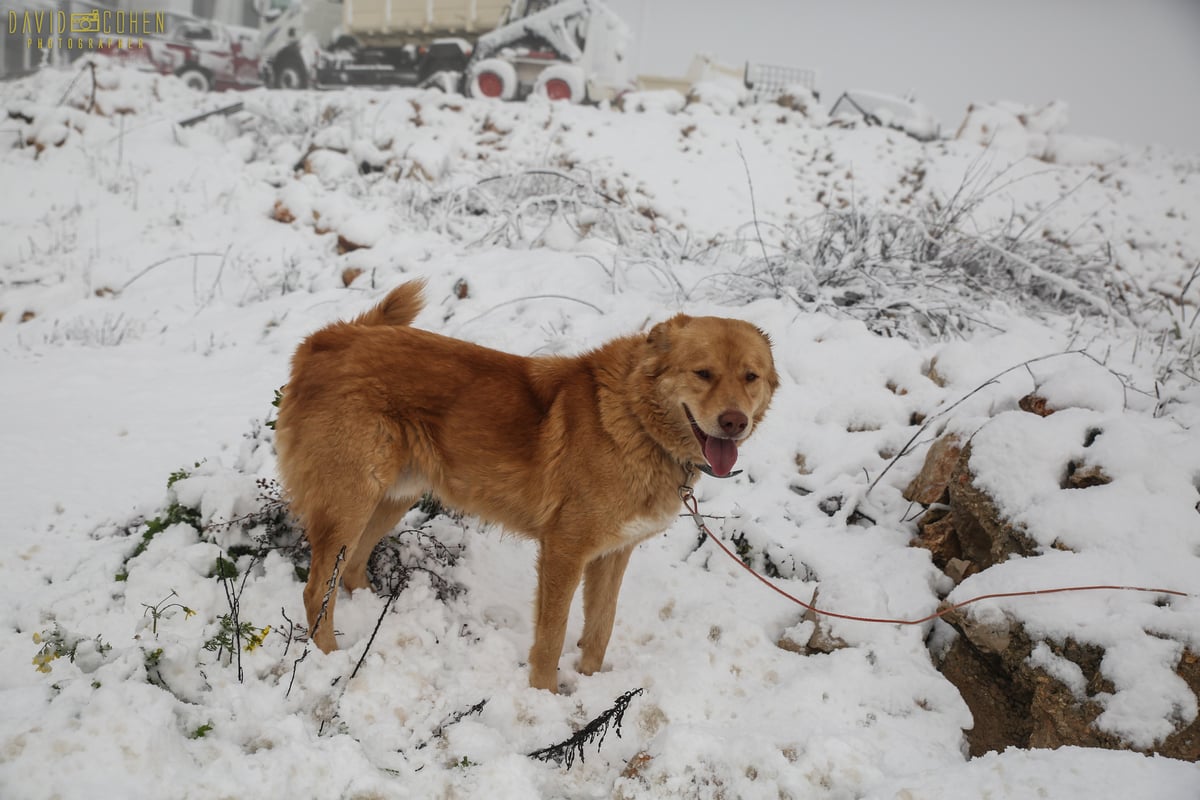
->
[255,0,632,103]
[100,14,262,92]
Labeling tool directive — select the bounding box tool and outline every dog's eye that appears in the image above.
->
[694,369,712,381]
[746,372,759,383]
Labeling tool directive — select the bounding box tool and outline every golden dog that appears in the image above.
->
[275,281,777,691]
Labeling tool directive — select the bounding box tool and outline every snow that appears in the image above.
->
[958,407,1200,747]
[864,747,1200,800]
[2,61,1200,798]
[605,0,1200,153]
[832,89,940,141]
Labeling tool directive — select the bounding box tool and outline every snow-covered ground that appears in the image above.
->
[2,63,1199,798]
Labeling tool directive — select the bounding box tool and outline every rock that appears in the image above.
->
[776,589,848,655]
[336,234,366,255]
[903,433,963,505]
[926,357,949,387]
[936,616,1031,757]
[948,443,1040,569]
[922,411,1200,759]
[909,439,1037,575]
[913,507,961,568]
[943,557,975,584]
[620,750,654,781]
[937,602,1200,759]
[1063,462,1112,489]
[1018,393,1053,416]
[775,635,806,655]
[804,614,849,655]
[804,590,849,654]
[270,200,296,224]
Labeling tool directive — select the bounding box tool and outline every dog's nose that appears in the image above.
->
[718,410,748,437]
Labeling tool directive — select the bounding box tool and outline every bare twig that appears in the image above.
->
[285,546,345,699]
[528,688,643,769]
[55,61,93,109]
[456,294,604,328]
[348,586,399,681]
[736,141,782,299]
[867,350,1086,496]
[118,252,227,294]
[414,699,489,750]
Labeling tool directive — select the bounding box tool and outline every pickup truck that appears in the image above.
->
[100,14,261,92]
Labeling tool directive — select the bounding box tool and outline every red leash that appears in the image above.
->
[678,486,1191,625]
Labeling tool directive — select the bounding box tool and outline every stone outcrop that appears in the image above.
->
[938,603,1200,759]
[905,419,1197,759]
[908,436,1039,578]
[903,433,961,505]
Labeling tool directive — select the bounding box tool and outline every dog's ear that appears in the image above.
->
[765,363,781,392]
[756,327,782,391]
[647,314,692,351]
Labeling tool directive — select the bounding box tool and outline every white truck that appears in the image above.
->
[256,0,632,103]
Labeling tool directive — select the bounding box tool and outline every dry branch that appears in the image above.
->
[528,688,643,769]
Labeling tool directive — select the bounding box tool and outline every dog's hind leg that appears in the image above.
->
[303,500,377,653]
[529,546,588,692]
[342,498,413,592]
[576,545,634,676]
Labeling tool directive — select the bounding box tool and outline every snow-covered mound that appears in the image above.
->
[1,62,1199,799]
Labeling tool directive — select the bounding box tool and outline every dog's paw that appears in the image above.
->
[575,656,605,677]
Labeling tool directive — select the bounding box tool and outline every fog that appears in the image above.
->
[606,0,1200,152]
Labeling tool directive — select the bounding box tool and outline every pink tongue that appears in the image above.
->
[703,437,739,477]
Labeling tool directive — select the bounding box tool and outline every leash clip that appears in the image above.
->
[677,485,708,537]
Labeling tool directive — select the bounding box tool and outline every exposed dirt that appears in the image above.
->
[907,427,1199,758]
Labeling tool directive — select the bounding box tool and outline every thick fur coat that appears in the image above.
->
[275,281,777,691]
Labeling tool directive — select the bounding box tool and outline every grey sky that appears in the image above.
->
[606,0,1200,152]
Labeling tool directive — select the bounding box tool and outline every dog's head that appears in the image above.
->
[644,314,779,477]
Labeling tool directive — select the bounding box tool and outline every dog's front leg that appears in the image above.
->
[529,546,587,692]
[577,545,634,676]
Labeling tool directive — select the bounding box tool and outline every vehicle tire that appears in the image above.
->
[421,71,460,93]
[466,58,517,100]
[177,67,213,92]
[274,54,308,90]
[533,63,586,103]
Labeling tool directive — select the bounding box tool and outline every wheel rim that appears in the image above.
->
[544,77,572,101]
[279,67,302,89]
[476,71,503,98]
[183,72,207,91]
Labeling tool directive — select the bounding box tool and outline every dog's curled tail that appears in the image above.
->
[353,280,426,327]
